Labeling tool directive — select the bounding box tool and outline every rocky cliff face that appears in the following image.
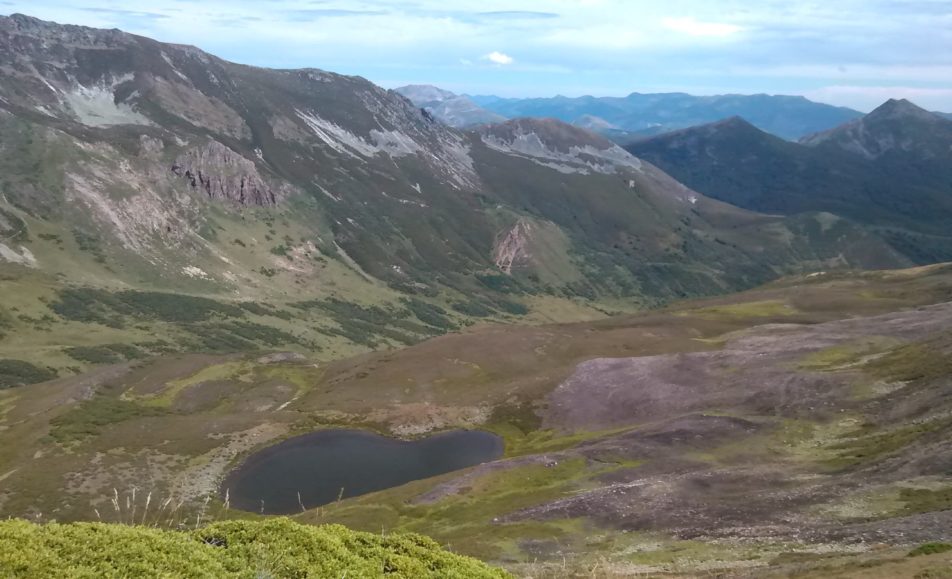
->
[171,142,281,207]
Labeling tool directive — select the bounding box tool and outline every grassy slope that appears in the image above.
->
[0,518,509,578]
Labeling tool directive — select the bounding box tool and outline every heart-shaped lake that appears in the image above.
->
[222,429,504,514]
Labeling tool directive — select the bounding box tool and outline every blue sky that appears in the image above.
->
[8,0,952,111]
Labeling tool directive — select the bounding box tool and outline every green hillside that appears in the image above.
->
[627,102,952,263]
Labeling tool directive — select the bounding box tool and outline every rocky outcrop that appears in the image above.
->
[478,118,643,174]
[171,141,280,207]
[493,219,532,274]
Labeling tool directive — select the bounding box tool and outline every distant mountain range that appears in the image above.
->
[627,98,952,263]
[468,92,865,140]
[396,85,880,141]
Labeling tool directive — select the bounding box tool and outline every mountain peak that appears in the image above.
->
[801,97,952,158]
[713,115,757,130]
[636,115,765,145]
[393,84,457,104]
[866,98,938,122]
[393,85,504,127]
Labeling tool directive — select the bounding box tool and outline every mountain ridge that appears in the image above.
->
[801,98,952,159]
[627,100,952,262]
[467,90,863,140]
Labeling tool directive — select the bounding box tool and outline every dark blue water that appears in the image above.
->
[223,429,503,514]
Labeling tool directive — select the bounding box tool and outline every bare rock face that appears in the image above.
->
[478,118,643,174]
[494,219,533,274]
[171,141,280,207]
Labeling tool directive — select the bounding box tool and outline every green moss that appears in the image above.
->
[0,518,508,578]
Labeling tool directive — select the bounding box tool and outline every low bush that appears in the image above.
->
[49,396,165,443]
[0,359,57,389]
[64,344,146,364]
[0,518,510,578]
[908,542,952,557]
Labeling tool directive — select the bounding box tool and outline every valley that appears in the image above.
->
[3,263,952,576]
[0,11,951,579]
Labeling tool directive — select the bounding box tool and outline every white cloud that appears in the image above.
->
[662,17,743,37]
[483,51,514,65]
[8,0,952,110]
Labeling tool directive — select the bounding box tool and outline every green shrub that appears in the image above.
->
[64,344,145,364]
[451,301,493,317]
[114,291,244,322]
[49,396,165,443]
[50,288,245,325]
[71,229,106,262]
[493,299,529,316]
[0,306,14,329]
[403,298,456,330]
[475,273,523,294]
[909,542,952,557]
[0,359,57,389]
[236,301,272,317]
[0,518,510,578]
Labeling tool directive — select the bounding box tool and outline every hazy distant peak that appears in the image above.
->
[471,92,863,140]
[866,98,940,122]
[394,85,457,105]
[394,85,505,128]
[572,114,619,131]
[800,97,952,159]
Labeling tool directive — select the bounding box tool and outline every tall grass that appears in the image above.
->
[94,487,206,529]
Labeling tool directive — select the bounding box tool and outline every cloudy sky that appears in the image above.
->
[8,0,952,111]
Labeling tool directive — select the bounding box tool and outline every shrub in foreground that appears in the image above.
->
[0,518,510,578]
